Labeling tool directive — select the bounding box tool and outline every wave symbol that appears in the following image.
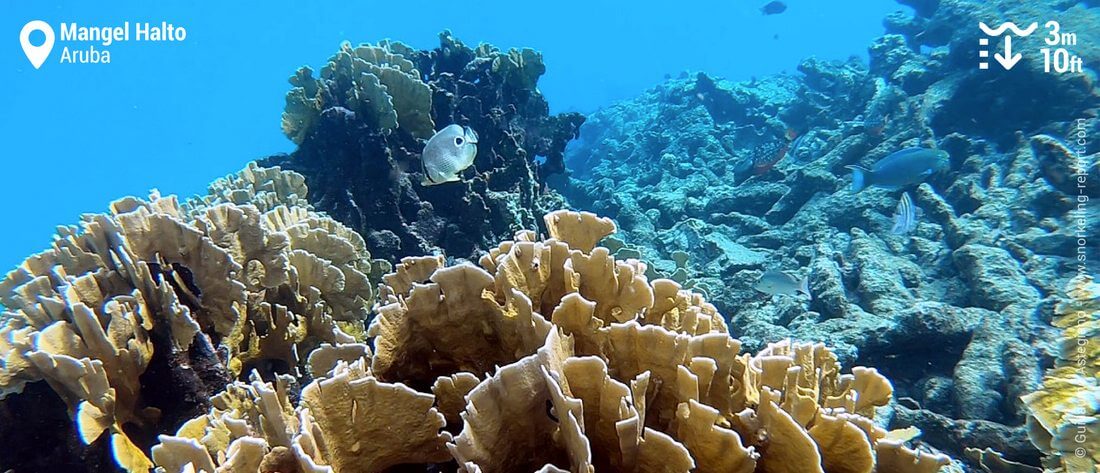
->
[979,21,1038,37]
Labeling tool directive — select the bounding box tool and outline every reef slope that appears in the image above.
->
[557,0,1099,466]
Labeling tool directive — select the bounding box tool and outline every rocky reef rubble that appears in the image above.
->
[556,0,1099,468]
[263,32,585,263]
[883,0,1099,148]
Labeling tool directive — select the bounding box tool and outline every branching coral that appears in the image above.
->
[281,41,435,143]
[0,194,231,471]
[319,42,435,139]
[0,151,941,473]
[1022,276,1100,472]
[151,370,330,473]
[489,46,547,91]
[182,161,312,217]
[281,66,324,146]
[146,210,947,473]
[0,163,383,472]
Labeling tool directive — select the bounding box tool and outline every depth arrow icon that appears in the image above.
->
[994,36,1022,70]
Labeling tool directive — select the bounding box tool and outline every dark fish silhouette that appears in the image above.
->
[761,1,787,15]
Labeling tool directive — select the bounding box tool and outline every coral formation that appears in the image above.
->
[181,161,312,216]
[0,164,381,472]
[147,209,945,472]
[556,0,1099,468]
[1,153,936,473]
[264,32,586,262]
[2,4,1095,471]
[1022,276,1100,472]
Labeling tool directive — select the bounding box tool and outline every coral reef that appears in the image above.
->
[884,0,1100,147]
[1022,276,1100,472]
[2,3,1095,471]
[149,209,949,472]
[181,161,312,216]
[0,164,381,472]
[0,180,945,472]
[263,33,586,262]
[555,0,1100,468]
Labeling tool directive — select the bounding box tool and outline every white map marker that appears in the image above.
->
[20,20,55,69]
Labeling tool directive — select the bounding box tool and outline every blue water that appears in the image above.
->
[0,0,900,274]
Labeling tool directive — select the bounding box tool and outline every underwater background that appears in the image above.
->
[1,0,1099,472]
[0,0,897,273]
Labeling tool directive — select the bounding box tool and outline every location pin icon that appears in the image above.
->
[20,20,55,69]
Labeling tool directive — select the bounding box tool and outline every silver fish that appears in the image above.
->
[846,147,948,192]
[421,124,478,186]
[891,192,919,235]
[753,270,810,298]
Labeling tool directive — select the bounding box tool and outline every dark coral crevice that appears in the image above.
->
[264,32,584,262]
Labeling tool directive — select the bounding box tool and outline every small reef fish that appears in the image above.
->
[890,192,920,235]
[846,147,948,192]
[760,1,787,15]
[753,270,810,298]
[862,78,893,136]
[788,133,810,160]
[421,124,479,186]
[862,113,889,137]
[751,142,786,175]
[788,131,826,163]
[751,129,798,175]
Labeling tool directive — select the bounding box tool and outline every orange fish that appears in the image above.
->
[752,129,798,175]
